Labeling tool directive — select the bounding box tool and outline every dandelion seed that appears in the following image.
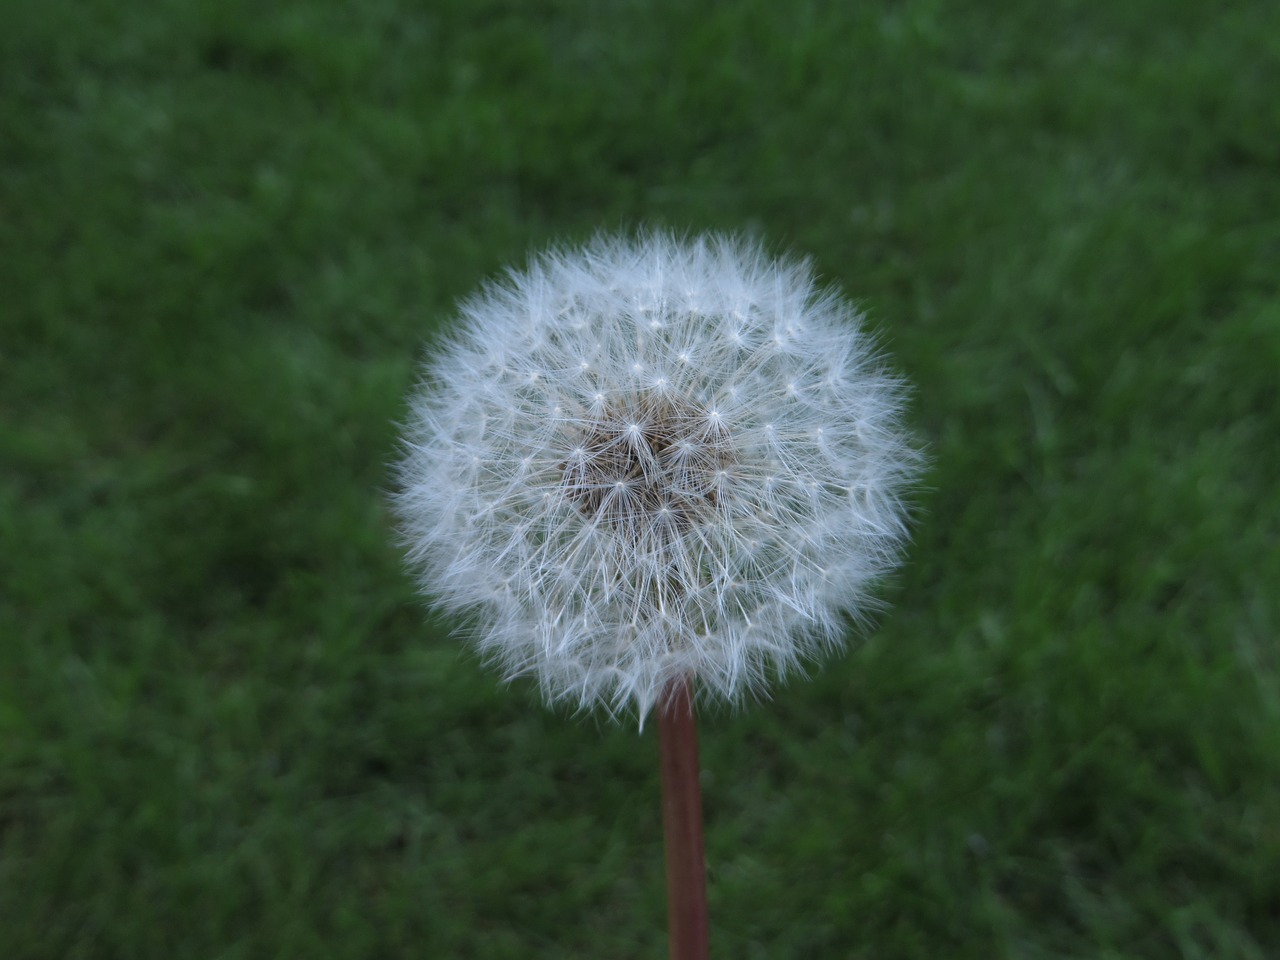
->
[393,231,922,721]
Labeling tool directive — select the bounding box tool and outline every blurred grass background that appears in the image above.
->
[2,0,1279,957]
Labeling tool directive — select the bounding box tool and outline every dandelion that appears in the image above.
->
[393,231,921,958]
[395,232,919,718]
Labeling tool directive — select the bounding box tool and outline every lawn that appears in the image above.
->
[2,1,1278,957]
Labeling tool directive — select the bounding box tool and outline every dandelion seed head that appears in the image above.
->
[394,232,922,721]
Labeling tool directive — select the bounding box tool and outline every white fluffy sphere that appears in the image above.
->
[394,233,921,720]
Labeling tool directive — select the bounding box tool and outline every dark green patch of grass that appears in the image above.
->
[3,0,1278,957]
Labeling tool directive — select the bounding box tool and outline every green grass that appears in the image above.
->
[3,0,1279,957]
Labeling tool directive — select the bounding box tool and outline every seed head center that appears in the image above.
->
[561,391,734,536]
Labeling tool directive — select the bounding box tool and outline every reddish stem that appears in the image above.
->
[658,676,709,960]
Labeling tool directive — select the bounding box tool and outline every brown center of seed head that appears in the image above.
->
[561,391,734,538]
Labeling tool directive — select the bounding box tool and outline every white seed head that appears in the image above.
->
[394,232,922,721]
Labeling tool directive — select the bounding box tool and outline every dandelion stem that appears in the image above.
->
[659,675,709,960]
